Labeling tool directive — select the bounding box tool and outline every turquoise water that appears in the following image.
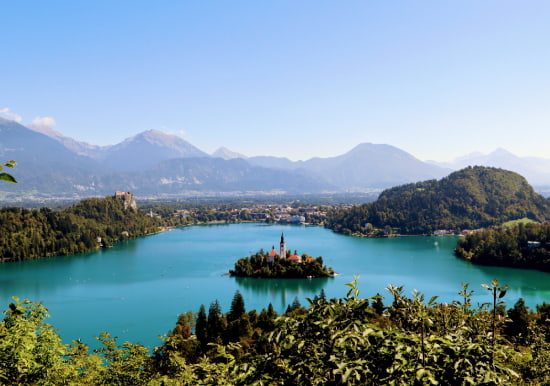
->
[1,223,549,349]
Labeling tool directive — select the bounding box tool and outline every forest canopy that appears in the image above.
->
[455,222,550,272]
[0,193,161,262]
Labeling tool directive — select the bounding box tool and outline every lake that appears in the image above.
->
[1,223,549,349]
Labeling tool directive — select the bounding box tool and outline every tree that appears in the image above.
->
[372,293,385,315]
[207,300,225,344]
[0,297,78,384]
[0,160,17,183]
[228,290,246,322]
[195,304,208,348]
[504,298,530,344]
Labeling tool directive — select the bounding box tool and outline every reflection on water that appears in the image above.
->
[234,276,331,311]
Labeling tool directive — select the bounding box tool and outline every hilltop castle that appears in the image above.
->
[114,191,137,211]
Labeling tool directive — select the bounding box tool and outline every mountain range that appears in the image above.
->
[1,116,549,199]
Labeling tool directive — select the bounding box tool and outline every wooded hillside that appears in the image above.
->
[0,194,160,262]
[326,166,550,235]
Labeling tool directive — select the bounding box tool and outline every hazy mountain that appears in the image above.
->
[0,118,333,197]
[102,157,334,195]
[14,117,545,199]
[0,117,105,196]
[212,147,247,160]
[302,143,451,189]
[248,143,451,189]
[27,123,103,157]
[247,156,298,170]
[98,130,209,172]
[428,148,550,187]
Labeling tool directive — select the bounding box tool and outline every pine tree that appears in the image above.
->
[228,290,246,322]
[195,304,208,348]
[207,300,224,344]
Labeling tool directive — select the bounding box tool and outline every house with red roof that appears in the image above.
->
[268,246,278,262]
[288,253,302,263]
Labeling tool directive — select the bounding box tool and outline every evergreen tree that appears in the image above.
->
[228,290,246,322]
[207,300,224,344]
[195,304,208,348]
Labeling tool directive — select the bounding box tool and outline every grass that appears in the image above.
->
[502,217,537,227]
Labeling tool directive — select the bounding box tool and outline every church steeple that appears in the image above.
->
[279,232,286,258]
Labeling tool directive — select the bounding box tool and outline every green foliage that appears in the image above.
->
[455,222,550,271]
[5,279,550,384]
[0,160,17,184]
[93,332,152,385]
[326,166,550,236]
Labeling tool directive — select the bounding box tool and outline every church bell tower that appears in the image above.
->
[279,232,286,258]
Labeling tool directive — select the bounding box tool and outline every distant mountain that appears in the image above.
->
[302,143,451,189]
[12,117,537,200]
[326,166,550,235]
[428,148,550,187]
[0,118,334,198]
[97,130,209,172]
[212,147,247,160]
[0,117,104,196]
[27,123,103,157]
[247,156,298,170]
[248,143,451,190]
[102,157,334,195]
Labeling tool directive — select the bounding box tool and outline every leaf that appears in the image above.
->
[0,173,17,183]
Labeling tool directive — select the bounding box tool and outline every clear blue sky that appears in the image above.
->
[2,1,549,161]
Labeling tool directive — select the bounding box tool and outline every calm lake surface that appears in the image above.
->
[1,223,549,349]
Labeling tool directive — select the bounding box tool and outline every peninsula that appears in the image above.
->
[229,233,335,278]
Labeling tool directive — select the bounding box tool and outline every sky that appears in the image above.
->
[1,1,550,162]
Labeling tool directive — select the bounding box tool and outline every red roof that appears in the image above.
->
[305,257,316,263]
[268,248,278,257]
[288,254,301,261]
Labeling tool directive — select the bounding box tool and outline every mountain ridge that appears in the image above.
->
[3,116,549,199]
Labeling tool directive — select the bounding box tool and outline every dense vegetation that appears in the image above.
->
[2,279,550,385]
[0,194,161,262]
[455,222,550,271]
[326,166,550,236]
[230,250,334,278]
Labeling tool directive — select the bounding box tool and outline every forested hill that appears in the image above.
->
[455,222,550,271]
[326,166,550,236]
[0,193,161,262]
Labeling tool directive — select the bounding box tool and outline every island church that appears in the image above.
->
[267,233,305,263]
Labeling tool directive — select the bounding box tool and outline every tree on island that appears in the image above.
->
[230,250,334,279]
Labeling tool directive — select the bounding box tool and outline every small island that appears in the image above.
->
[229,233,335,278]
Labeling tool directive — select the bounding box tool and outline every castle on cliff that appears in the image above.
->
[114,191,137,211]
